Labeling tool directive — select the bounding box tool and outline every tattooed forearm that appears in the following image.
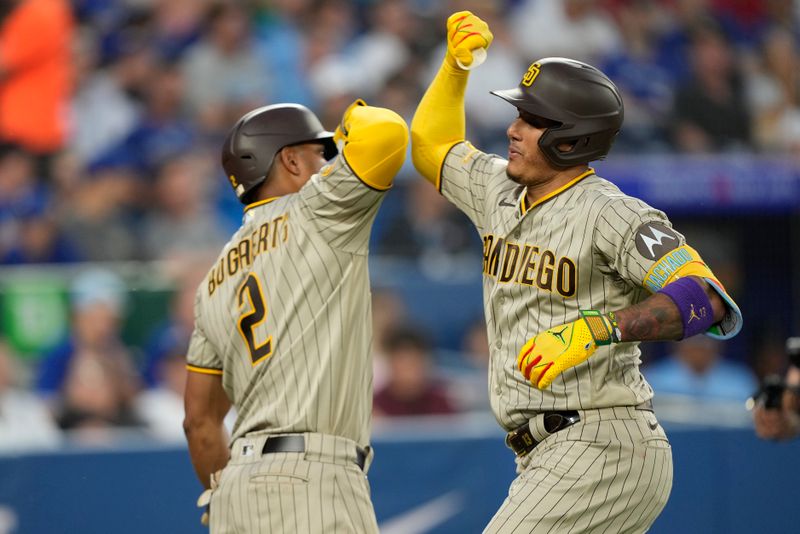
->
[614,293,684,342]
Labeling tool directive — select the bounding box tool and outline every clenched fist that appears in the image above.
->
[333,98,367,151]
[518,310,618,389]
[446,11,493,70]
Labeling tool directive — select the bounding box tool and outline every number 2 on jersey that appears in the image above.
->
[237,273,273,366]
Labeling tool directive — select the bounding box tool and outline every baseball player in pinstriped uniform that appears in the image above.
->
[411,12,743,533]
[182,100,408,533]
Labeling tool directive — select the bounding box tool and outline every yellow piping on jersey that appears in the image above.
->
[521,168,595,215]
[186,364,223,376]
[244,197,280,213]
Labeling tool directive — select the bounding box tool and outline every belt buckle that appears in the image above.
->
[506,424,537,457]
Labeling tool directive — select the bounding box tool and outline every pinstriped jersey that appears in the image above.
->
[441,142,687,431]
[186,155,385,447]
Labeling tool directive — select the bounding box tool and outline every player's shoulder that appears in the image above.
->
[446,141,508,178]
[580,172,662,217]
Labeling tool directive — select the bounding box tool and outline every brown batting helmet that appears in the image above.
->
[491,57,624,168]
[221,104,337,203]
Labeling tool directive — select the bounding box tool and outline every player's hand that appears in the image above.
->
[446,11,493,70]
[196,469,222,527]
[333,98,367,151]
[197,488,211,526]
[518,311,617,389]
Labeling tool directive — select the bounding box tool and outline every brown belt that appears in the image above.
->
[505,411,580,457]
[505,400,654,457]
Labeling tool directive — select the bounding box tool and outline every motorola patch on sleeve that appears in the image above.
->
[634,222,680,260]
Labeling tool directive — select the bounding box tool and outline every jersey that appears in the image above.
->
[186,155,384,448]
[440,142,686,432]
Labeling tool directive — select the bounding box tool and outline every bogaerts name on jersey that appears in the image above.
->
[208,214,290,296]
[483,234,577,297]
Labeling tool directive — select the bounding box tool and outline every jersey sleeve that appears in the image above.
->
[185,287,223,374]
[593,196,686,287]
[298,156,386,254]
[439,141,507,232]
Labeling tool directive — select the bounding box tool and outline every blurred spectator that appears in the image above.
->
[745,27,800,153]
[373,325,457,417]
[140,152,225,260]
[140,269,198,390]
[653,0,716,84]
[69,25,155,166]
[0,140,78,264]
[134,348,187,441]
[181,0,270,135]
[371,287,409,392]
[56,349,142,436]
[59,165,145,261]
[644,336,757,402]
[148,0,210,61]
[670,19,752,152]
[0,339,60,452]
[309,0,411,101]
[461,317,490,372]
[36,269,140,405]
[445,318,491,413]
[253,0,317,107]
[601,0,674,152]
[136,260,239,440]
[509,0,622,65]
[0,0,74,179]
[95,59,196,177]
[375,179,480,279]
[0,201,79,264]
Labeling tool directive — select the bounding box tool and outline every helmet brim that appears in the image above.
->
[315,132,337,161]
[490,87,525,108]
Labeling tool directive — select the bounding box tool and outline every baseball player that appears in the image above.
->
[411,11,743,533]
[183,100,408,533]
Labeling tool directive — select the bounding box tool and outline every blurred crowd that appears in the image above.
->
[1,0,799,450]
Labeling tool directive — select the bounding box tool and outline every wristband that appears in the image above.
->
[658,277,714,338]
[580,310,618,346]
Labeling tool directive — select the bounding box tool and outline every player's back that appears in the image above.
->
[191,158,385,447]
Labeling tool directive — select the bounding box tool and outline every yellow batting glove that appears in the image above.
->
[517,311,620,389]
[446,11,493,69]
[333,98,367,151]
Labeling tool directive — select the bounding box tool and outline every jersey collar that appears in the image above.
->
[520,167,595,215]
[243,197,280,213]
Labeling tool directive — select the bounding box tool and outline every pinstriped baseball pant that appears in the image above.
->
[209,432,379,534]
[484,405,673,534]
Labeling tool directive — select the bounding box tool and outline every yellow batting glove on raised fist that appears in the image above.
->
[446,11,493,70]
[333,98,367,151]
[517,311,620,389]
[331,98,408,189]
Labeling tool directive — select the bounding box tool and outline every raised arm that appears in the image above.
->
[410,11,492,186]
[334,99,409,190]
